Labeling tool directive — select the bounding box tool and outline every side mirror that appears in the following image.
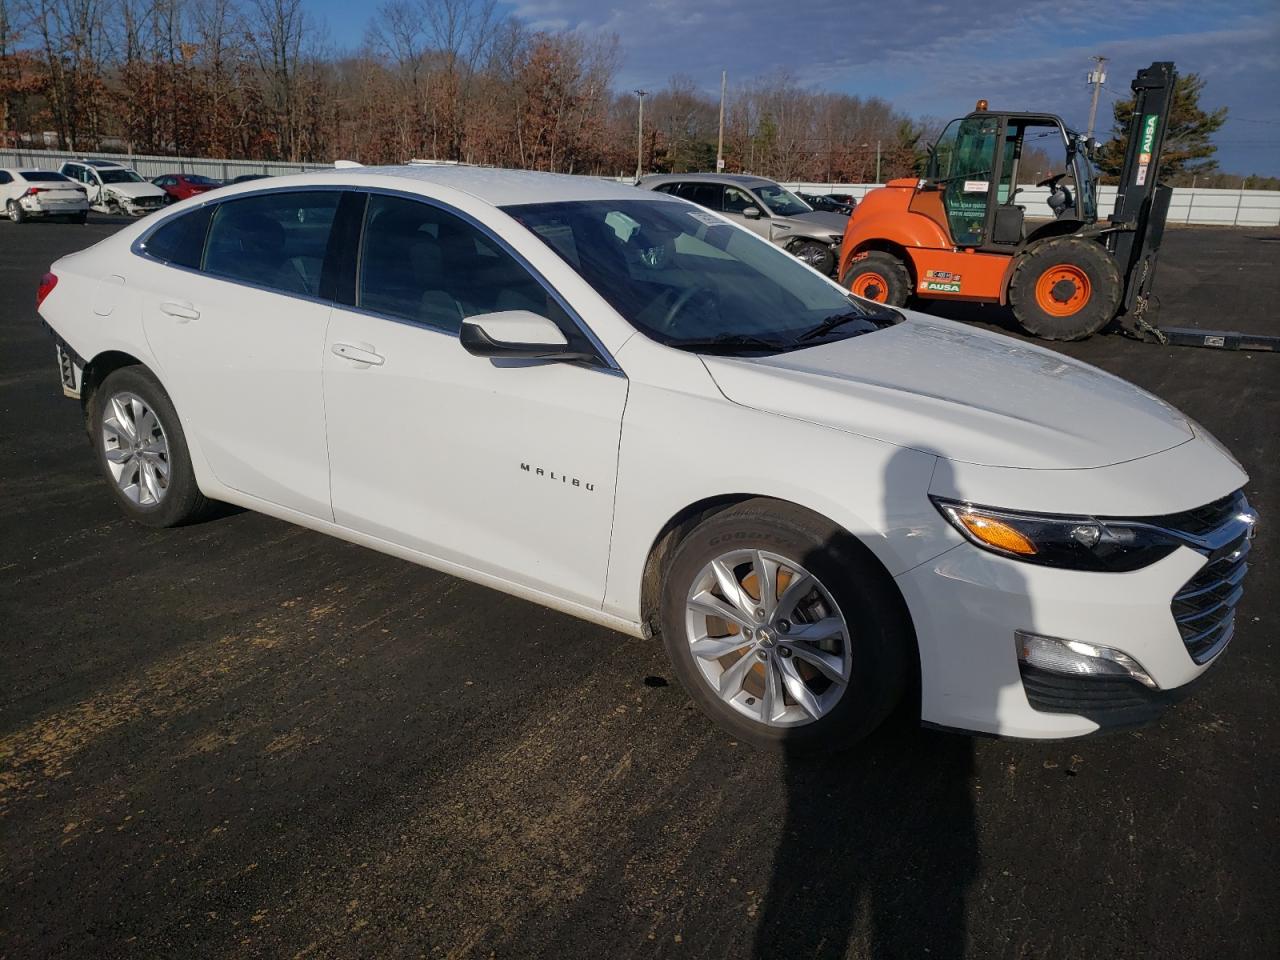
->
[742,206,761,219]
[459,310,594,362]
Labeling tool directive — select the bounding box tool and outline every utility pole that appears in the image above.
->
[716,71,726,172]
[1086,55,1108,139]
[634,89,648,182]
[875,139,882,184]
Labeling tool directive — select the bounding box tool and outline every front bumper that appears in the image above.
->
[896,538,1240,739]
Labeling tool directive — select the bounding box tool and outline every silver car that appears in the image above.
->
[639,173,848,274]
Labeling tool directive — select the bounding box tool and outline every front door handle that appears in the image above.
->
[331,342,385,366]
[160,300,200,321]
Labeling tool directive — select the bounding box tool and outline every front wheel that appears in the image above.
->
[840,251,910,306]
[88,366,214,527]
[789,239,835,275]
[659,500,911,753]
[1008,237,1122,340]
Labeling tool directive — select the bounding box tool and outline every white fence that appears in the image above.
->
[0,147,326,182]
[2,147,1276,226]
[783,182,1280,227]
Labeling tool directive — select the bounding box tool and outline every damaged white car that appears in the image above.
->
[59,160,166,217]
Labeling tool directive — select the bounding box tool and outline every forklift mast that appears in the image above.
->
[1107,61,1176,318]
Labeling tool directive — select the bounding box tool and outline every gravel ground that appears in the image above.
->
[1,216,1276,960]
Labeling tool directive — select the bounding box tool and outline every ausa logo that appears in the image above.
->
[520,462,595,492]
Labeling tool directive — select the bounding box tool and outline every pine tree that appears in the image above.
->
[1098,72,1226,182]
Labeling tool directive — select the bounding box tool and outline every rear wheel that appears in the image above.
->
[88,366,214,527]
[840,251,910,307]
[1008,237,1122,340]
[8,200,27,224]
[658,500,911,753]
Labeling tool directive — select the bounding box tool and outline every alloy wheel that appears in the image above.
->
[684,549,852,727]
[101,391,171,506]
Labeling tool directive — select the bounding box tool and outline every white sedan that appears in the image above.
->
[1,168,89,223]
[37,167,1256,750]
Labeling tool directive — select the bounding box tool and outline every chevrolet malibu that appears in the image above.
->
[37,167,1257,750]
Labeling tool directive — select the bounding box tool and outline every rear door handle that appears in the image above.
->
[160,300,200,321]
[331,342,385,366]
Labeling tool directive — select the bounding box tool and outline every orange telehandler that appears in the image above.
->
[836,61,1276,349]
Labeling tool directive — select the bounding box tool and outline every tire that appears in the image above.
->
[789,239,835,275]
[840,251,910,306]
[72,212,89,224]
[8,199,27,224]
[1008,236,1122,340]
[88,366,214,527]
[658,499,911,753]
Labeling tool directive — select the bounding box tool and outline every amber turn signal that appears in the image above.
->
[953,512,1038,556]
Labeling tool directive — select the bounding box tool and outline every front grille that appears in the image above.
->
[1172,532,1250,663]
[1155,489,1254,665]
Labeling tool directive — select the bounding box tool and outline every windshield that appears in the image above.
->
[504,199,896,353]
[752,183,811,216]
[99,169,144,184]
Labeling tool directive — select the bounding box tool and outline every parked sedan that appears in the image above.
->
[152,173,222,202]
[641,173,849,274]
[38,167,1256,751]
[0,169,89,223]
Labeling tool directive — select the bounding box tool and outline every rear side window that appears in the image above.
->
[203,191,339,297]
[141,207,213,269]
[357,193,570,334]
[676,182,723,209]
[0,172,10,185]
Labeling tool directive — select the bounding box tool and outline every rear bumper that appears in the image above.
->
[19,197,89,216]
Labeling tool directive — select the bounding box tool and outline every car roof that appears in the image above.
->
[79,159,129,168]
[347,165,654,206]
[640,172,775,189]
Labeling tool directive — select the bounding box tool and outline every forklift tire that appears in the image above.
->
[841,252,910,307]
[1008,237,1122,341]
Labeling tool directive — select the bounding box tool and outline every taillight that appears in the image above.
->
[24,187,48,196]
[36,272,58,309]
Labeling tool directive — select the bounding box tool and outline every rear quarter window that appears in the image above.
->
[140,207,214,269]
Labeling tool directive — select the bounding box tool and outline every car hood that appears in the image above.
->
[783,210,850,234]
[701,313,1194,469]
[104,181,166,199]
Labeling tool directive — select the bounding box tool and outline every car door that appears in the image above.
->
[722,185,771,238]
[136,189,342,518]
[322,192,628,607]
[0,171,13,207]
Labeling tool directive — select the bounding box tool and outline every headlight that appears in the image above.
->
[930,497,1180,572]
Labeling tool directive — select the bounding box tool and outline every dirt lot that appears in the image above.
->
[1,217,1277,959]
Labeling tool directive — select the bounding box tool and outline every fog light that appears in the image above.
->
[1015,631,1157,689]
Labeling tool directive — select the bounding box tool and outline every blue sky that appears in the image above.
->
[312,0,1280,176]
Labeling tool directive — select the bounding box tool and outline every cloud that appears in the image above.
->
[506,0,1280,174]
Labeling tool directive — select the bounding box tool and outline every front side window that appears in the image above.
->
[751,183,810,216]
[722,186,756,214]
[506,198,896,353]
[357,193,570,334]
[203,191,339,296]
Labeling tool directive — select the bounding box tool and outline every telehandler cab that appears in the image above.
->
[836,61,1276,349]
